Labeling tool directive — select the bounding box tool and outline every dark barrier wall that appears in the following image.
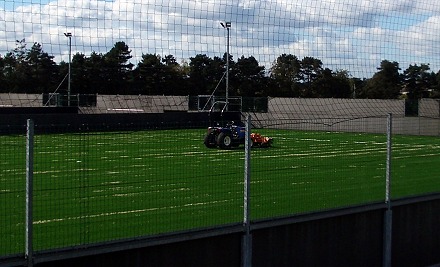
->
[8,196,436,267]
[392,197,440,266]
[0,108,242,133]
[251,197,440,267]
[38,233,243,267]
[252,209,384,266]
[0,107,78,115]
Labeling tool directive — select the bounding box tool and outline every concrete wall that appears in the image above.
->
[81,95,189,114]
[266,97,406,119]
[0,93,42,107]
[1,94,439,135]
[245,98,439,136]
[0,94,189,113]
[246,115,440,136]
[420,98,440,117]
[1,94,438,117]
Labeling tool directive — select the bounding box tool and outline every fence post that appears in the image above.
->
[383,113,392,267]
[25,119,34,267]
[242,115,252,267]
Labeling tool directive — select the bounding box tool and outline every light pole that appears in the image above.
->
[64,32,72,106]
[220,21,231,110]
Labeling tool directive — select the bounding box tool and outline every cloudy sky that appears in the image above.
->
[1,0,440,78]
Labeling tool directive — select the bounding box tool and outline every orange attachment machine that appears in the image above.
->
[250,133,273,148]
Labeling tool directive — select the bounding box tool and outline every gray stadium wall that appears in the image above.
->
[1,94,439,117]
[246,98,440,135]
[0,95,439,135]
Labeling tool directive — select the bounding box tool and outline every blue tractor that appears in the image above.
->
[203,100,273,149]
[204,121,246,149]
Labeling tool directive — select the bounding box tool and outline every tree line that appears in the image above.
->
[1,40,439,99]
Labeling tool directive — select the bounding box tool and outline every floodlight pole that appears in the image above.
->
[221,22,231,111]
[64,32,72,106]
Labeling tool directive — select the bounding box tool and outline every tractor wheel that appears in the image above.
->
[204,133,217,148]
[217,132,232,149]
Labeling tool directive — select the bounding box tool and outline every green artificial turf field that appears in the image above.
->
[1,128,439,255]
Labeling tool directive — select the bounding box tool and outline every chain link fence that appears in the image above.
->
[0,109,439,261]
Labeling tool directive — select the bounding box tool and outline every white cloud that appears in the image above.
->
[1,0,440,78]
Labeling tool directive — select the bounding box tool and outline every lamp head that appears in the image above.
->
[220,22,231,28]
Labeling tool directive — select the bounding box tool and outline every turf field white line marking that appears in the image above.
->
[291,181,312,185]
[256,148,385,159]
[33,170,64,174]
[393,153,439,159]
[33,199,235,225]
[298,138,331,142]
[105,150,128,153]
[33,207,161,224]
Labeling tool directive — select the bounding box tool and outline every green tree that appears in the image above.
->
[134,53,165,95]
[0,40,58,93]
[333,70,353,98]
[313,69,352,98]
[87,52,106,94]
[350,77,367,99]
[64,52,105,94]
[60,51,106,94]
[269,54,301,96]
[161,54,186,95]
[177,59,191,95]
[299,56,323,97]
[362,60,401,99]
[433,71,440,98]
[1,39,30,92]
[0,55,6,92]
[232,55,266,96]
[102,41,134,94]
[25,42,58,93]
[403,64,435,99]
[188,54,224,96]
[133,53,185,95]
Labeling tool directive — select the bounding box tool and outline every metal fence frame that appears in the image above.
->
[1,112,439,266]
[17,115,397,267]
